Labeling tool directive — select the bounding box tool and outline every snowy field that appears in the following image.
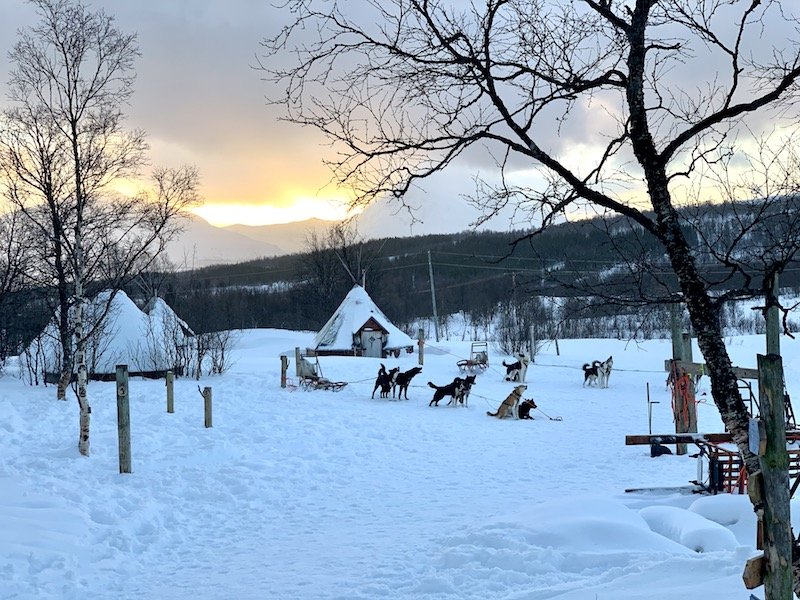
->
[2,329,799,599]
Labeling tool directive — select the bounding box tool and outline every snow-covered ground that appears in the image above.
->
[1,329,796,599]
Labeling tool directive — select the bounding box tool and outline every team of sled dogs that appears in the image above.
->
[366,352,612,420]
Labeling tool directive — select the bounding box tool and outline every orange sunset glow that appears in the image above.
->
[191,196,359,227]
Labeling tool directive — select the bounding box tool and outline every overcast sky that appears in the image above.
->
[1,1,795,236]
[0,0,357,227]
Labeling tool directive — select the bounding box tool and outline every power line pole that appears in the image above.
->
[427,250,439,342]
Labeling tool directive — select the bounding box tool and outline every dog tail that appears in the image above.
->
[502,360,512,368]
[427,381,439,389]
[582,363,591,372]
[486,410,499,417]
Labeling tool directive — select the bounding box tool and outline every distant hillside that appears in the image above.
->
[224,218,333,256]
[166,214,284,267]
[157,200,800,335]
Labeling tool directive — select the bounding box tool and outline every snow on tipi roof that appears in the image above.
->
[313,285,414,351]
[25,290,189,376]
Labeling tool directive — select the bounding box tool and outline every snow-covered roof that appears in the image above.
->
[313,285,414,351]
[26,290,190,375]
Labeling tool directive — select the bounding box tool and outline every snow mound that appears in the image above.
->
[639,505,739,552]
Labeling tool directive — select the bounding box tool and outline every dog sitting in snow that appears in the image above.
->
[372,364,400,399]
[428,377,464,406]
[583,356,613,388]
[393,366,422,400]
[448,374,476,407]
[502,352,530,382]
[486,384,527,419]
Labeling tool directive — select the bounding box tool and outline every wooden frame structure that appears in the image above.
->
[626,432,800,496]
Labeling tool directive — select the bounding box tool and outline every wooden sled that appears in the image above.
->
[299,375,348,392]
[457,342,489,373]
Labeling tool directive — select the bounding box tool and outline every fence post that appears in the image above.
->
[757,353,791,598]
[766,273,781,357]
[417,328,424,366]
[528,325,536,362]
[116,364,131,474]
[281,355,288,388]
[203,386,213,428]
[166,370,174,413]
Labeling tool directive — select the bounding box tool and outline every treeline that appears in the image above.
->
[4,204,800,362]
[155,208,800,336]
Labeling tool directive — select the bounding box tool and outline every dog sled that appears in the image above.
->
[296,351,348,392]
[299,375,348,392]
[457,342,489,373]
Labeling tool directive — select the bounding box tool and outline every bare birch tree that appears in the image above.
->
[4,0,198,456]
[264,1,800,595]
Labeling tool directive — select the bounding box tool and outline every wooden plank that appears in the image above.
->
[626,433,735,445]
[627,431,800,445]
[743,554,765,589]
[664,359,759,380]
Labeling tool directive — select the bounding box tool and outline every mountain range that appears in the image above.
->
[165,215,331,267]
[166,194,519,267]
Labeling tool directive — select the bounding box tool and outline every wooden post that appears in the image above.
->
[115,364,131,474]
[294,347,302,377]
[529,325,536,363]
[427,250,439,342]
[166,370,174,414]
[766,273,780,357]
[670,303,683,361]
[417,328,424,366]
[757,353,792,598]
[203,386,213,428]
[681,332,693,363]
[680,333,698,439]
[280,355,288,388]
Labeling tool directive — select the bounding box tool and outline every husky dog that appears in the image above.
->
[372,364,400,399]
[518,398,537,420]
[502,352,530,382]
[393,366,422,400]
[597,356,613,388]
[583,356,613,388]
[448,374,476,407]
[428,377,464,406]
[486,385,527,419]
[582,360,601,387]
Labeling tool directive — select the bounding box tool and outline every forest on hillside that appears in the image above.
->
[147,206,800,342]
[4,203,800,363]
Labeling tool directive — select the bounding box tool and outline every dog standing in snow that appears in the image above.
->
[583,356,613,388]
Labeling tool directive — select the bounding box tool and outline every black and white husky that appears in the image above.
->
[502,352,530,383]
[583,356,613,388]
